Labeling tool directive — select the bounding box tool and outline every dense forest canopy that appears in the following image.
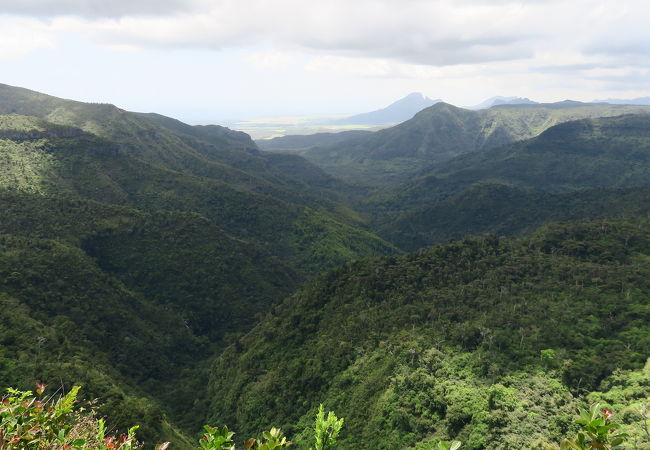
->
[1,84,649,449]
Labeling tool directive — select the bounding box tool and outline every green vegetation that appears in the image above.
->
[310,405,343,450]
[197,425,293,450]
[0,112,395,279]
[374,184,650,251]
[0,86,395,446]
[3,84,650,449]
[3,383,647,449]
[207,218,650,448]
[0,83,355,213]
[302,102,650,186]
[370,114,650,250]
[551,404,628,450]
[0,385,140,449]
[0,387,335,450]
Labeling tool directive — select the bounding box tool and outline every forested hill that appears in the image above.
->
[0,107,395,445]
[207,217,650,449]
[0,83,355,210]
[0,112,395,278]
[3,83,650,449]
[0,192,284,445]
[368,114,650,250]
[422,113,650,190]
[301,101,650,185]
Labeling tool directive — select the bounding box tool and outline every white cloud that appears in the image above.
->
[2,0,650,109]
[305,56,395,78]
[0,0,198,18]
[245,50,294,70]
[84,0,538,65]
[4,0,650,69]
[0,17,55,60]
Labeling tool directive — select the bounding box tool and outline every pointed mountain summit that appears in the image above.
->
[332,92,440,125]
[468,96,538,110]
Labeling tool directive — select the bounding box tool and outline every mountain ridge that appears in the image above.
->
[4,82,650,449]
[368,113,650,250]
[0,94,398,443]
[302,101,650,185]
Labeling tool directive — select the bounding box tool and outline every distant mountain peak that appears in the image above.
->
[468,96,538,110]
[332,93,441,126]
[403,92,428,100]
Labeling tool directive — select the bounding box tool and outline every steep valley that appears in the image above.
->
[1,84,650,449]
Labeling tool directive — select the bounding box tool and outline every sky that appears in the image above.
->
[1,0,650,123]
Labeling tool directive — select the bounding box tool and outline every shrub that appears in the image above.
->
[0,384,139,449]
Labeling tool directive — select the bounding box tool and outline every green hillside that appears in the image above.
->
[0,189,298,442]
[303,102,650,186]
[0,113,395,278]
[206,217,650,449]
[425,114,650,191]
[0,83,357,219]
[0,83,259,171]
[4,84,650,449]
[0,107,395,446]
[371,114,650,250]
[377,184,650,251]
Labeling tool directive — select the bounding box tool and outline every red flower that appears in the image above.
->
[602,408,613,419]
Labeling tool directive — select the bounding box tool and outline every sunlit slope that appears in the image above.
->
[0,83,359,222]
[0,114,396,277]
[207,217,650,449]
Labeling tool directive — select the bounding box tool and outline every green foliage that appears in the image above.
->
[0,288,181,444]
[57,385,81,413]
[541,349,558,366]
[208,218,650,449]
[5,385,644,450]
[197,425,292,450]
[551,404,628,449]
[199,426,236,450]
[303,102,650,186]
[587,359,650,448]
[253,427,292,450]
[0,386,140,449]
[311,405,343,450]
[0,103,394,443]
[0,83,363,230]
[375,183,650,252]
[0,112,395,279]
[371,114,650,251]
[4,83,650,450]
[0,385,296,450]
